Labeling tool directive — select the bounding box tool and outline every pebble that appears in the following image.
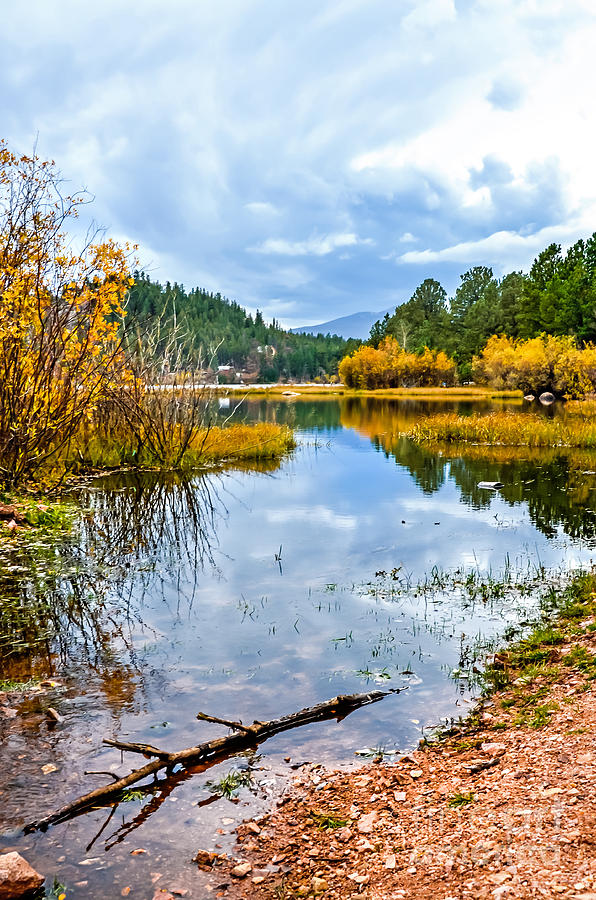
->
[231,862,252,878]
[356,812,377,834]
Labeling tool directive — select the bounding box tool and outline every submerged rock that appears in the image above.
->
[0,852,44,899]
[478,481,504,490]
[524,394,535,401]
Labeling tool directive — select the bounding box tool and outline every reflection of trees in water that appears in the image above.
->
[445,451,596,540]
[0,472,229,691]
[340,398,596,542]
[78,471,226,587]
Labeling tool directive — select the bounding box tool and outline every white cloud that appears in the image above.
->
[244,201,279,216]
[2,0,596,319]
[251,232,371,257]
[402,0,456,32]
[399,221,587,271]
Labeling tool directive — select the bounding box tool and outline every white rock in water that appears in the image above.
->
[477,481,504,489]
[0,852,44,899]
[539,391,556,404]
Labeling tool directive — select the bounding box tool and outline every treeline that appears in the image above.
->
[127,273,357,382]
[370,233,596,379]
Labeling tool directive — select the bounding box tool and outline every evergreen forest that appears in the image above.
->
[369,234,596,379]
[127,273,357,382]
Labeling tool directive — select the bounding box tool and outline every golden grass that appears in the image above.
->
[66,422,295,475]
[406,411,596,448]
[191,423,295,463]
[215,384,523,400]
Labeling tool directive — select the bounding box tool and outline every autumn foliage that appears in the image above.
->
[472,334,596,398]
[338,337,456,389]
[0,142,136,486]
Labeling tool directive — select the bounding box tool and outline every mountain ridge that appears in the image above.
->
[291,308,392,340]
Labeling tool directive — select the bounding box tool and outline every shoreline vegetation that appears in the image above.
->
[0,421,294,538]
[213,383,525,399]
[338,333,596,398]
[406,408,596,449]
[0,143,295,500]
[220,571,596,899]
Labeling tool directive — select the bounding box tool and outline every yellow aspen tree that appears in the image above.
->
[0,141,136,486]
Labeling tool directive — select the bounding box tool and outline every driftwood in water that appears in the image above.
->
[25,688,401,833]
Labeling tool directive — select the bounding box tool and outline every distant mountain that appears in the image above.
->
[291,308,393,340]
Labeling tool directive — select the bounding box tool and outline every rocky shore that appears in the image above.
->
[209,575,596,900]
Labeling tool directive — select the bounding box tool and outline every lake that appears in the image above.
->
[1,396,595,898]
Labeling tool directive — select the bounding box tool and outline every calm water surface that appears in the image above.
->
[1,397,595,897]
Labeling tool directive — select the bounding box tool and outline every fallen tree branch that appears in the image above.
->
[102,738,171,759]
[196,712,252,732]
[25,688,403,833]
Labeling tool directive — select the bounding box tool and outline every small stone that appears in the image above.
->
[231,862,252,878]
[409,769,423,779]
[41,763,58,775]
[336,827,352,843]
[488,872,511,885]
[130,848,147,856]
[542,787,564,797]
[0,852,44,899]
[384,854,396,869]
[393,790,407,802]
[481,742,506,754]
[193,850,224,869]
[356,812,377,834]
[406,866,417,875]
[348,873,369,885]
[246,822,261,834]
[252,876,265,884]
[356,839,374,852]
[121,890,131,897]
[312,876,328,893]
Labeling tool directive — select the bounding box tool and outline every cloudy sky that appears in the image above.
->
[3,0,596,326]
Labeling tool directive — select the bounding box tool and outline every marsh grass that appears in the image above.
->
[66,420,295,474]
[224,384,523,399]
[0,677,40,691]
[206,768,253,798]
[406,410,596,448]
[474,571,596,724]
[0,495,75,539]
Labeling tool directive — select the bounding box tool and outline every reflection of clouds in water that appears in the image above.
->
[266,505,357,530]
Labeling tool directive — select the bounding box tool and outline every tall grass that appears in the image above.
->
[406,411,596,448]
[66,418,295,474]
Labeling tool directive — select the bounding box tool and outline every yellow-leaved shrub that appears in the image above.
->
[338,338,456,389]
[473,334,596,398]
